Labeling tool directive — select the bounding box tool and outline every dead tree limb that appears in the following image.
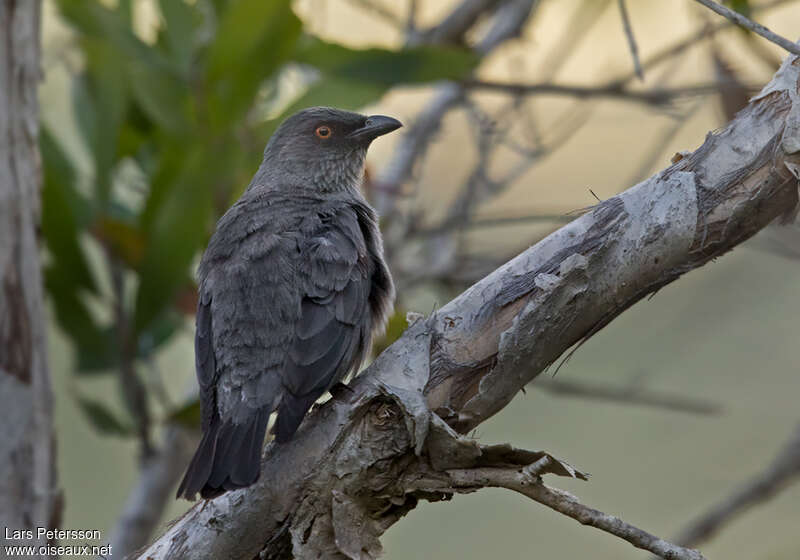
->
[138,51,800,560]
[415,464,704,560]
[0,2,61,555]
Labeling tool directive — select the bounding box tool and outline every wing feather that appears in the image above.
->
[279,207,372,401]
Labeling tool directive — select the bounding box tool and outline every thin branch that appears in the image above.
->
[405,0,418,35]
[413,211,572,237]
[406,0,501,46]
[462,80,754,106]
[618,0,643,80]
[608,0,797,88]
[440,467,705,560]
[343,0,403,28]
[693,0,800,55]
[672,421,800,548]
[534,377,723,415]
[108,256,153,458]
[374,0,539,213]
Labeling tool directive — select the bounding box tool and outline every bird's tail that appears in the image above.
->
[176,407,270,500]
[273,391,323,443]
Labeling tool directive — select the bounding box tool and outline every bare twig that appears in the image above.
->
[375,0,539,213]
[618,0,643,80]
[693,0,800,55]
[109,257,153,458]
[609,0,796,88]
[672,421,800,548]
[405,0,419,35]
[412,210,572,237]
[462,80,747,106]
[439,467,706,560]
[535,377,723,415]
[343,0,402,27]
[407,0,501,46]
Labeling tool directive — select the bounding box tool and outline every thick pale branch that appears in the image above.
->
[139,50,800,560]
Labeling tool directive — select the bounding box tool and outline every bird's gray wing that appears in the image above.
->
[201,194,299,425]
[179,193,301,498]
[275,206,373,440]
[195,288,217,431]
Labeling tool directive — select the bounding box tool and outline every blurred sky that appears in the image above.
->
[39,1,800,558]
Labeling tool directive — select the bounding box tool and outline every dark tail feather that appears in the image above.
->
[274,391,322,443]
[176,408,270,500]
[176,420,219,500]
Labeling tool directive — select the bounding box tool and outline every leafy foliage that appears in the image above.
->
[42,0,476,433]
[74,394,135,437]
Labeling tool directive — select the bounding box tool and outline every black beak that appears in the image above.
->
[349,115,402,141]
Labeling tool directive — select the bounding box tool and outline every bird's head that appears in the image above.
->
[256,107,402,193]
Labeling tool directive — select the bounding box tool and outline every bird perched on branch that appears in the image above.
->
[177,107,400,500]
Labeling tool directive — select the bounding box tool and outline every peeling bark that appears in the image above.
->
[139,54,800,560]
[0,0,60,556]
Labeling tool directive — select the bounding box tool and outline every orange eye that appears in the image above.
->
[315,125,332,139]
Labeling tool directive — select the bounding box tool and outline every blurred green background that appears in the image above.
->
[37,0,800,558]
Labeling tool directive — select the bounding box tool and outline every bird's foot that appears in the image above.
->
[329,382,356,402]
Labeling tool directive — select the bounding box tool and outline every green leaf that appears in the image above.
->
[138,139,186,229]
[293,36,479,85]
[136,312,184,357]
[158,0,197,77]
[40,128,96,294]
[281,77,388,117]
[72,312,182,373]
[205,0,302,127]
[75,394,135,436]
[72,40,128,204]
[263,38,479,137]
[207,0,297,81]
[128,58,189,134]
[167,397,202,429]
[57,0,166,66]
[75,329,120,373]
[60,0,188,138]
[44,264,119,375]
[134,144,221,332]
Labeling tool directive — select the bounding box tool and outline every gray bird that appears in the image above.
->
[177,107,400,500]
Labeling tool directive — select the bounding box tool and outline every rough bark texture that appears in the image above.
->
[0,0,60,555]
[139,54,800,559]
